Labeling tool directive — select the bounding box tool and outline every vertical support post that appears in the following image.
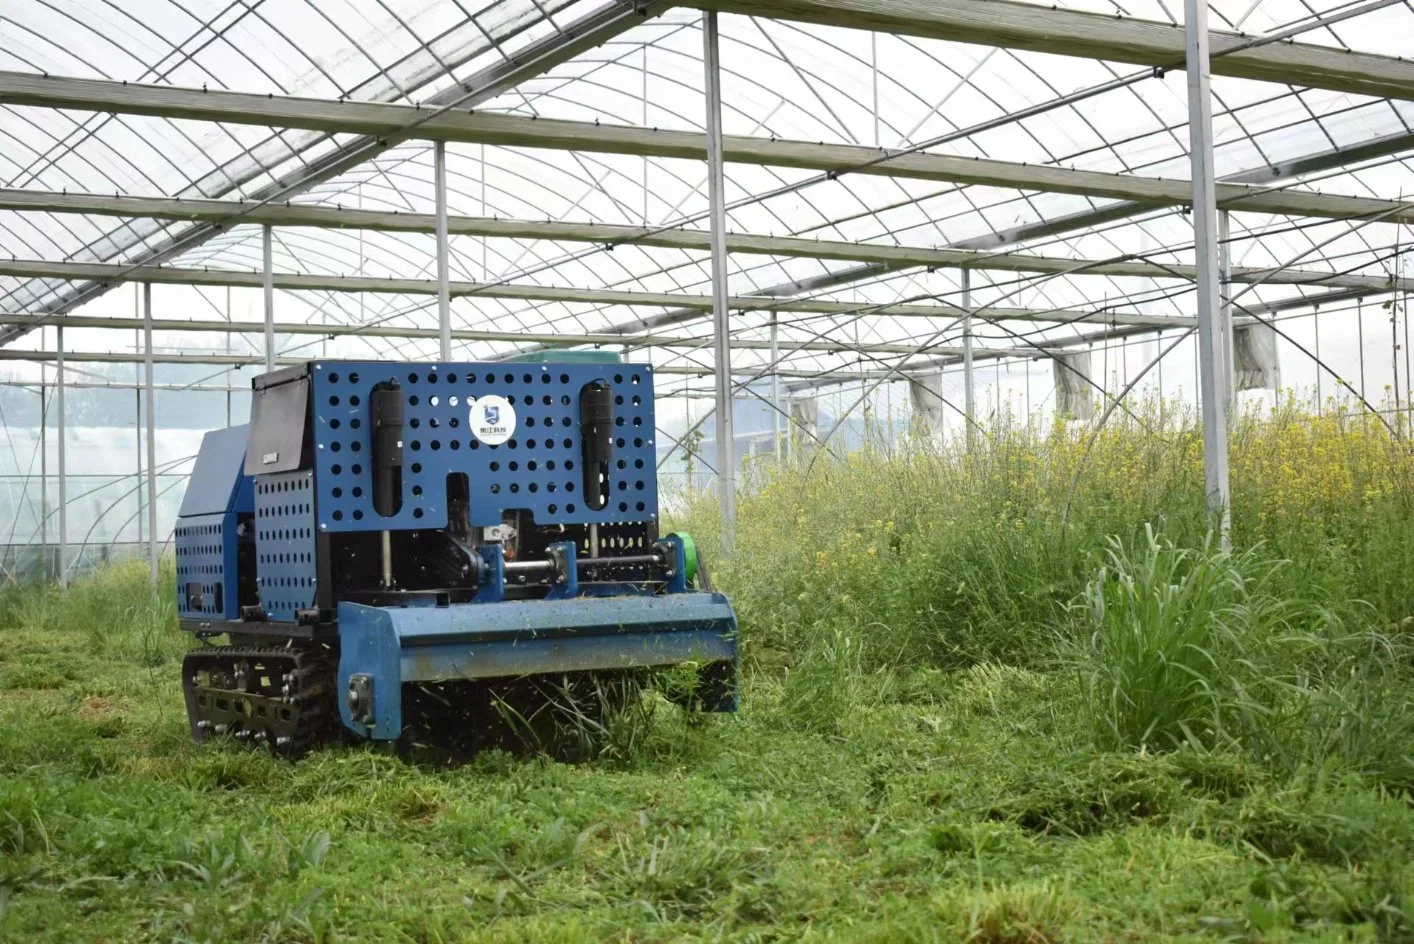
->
[135,284,143,548]
[225,286,233,427]
[359,181,366,324]
[1024,357,1032,429]
[57,326,67,588]
[143,283,159,587]
[1314,306,1323,414]
[1404,238,1412,437]
[643,47,650,224]
[703,11,736,554]
[770,311,782,462]
[962,268,976,451]
[262,225,275,372]
[435,140,452,360]
[1157,330,1165,421]
[1393,220,1406,438]
[1395,288,1404,439]
[1103,333,1111,403]
[871,32,881,147]
[1185,0,1232,547]
[1218,209,1235,418]
[481,145,489,281]
[1358,298,1367,403]
[39,379,47,580]
[135,388,143,547]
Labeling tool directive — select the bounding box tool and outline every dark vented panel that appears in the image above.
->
[175,511,237,620]
[308,361,658,532]
[254,470,318,622]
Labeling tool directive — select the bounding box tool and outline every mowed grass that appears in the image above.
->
[3,403,1414,942]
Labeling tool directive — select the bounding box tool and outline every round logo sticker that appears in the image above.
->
[470,395,516,445]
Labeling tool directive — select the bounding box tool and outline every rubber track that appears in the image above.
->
[181,644,339,759]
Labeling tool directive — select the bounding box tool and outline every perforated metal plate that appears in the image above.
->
[175,511,238,620]
[254,470,318,622]
[308,360,658,532]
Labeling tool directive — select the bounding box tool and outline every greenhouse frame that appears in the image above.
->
[1,0,1412,581]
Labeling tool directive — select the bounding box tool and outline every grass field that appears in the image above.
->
[3,404,1414,942]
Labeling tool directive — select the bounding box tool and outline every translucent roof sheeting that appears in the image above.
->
[0,1,1410,451]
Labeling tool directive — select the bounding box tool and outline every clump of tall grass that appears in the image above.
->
[1071,527,1317,752]
[1071,528,1414,789]
[0,561,183,667]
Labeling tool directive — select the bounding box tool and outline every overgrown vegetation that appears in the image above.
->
[3,402,1414,941]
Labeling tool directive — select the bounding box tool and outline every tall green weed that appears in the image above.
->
[0,561,183,667]
[1071,529,1414,789]
[1071,529,1317,752]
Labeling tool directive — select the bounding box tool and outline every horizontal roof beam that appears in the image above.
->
[0,377,249,394]
[2,188,1406,292]
[1,72,1409,223]
[0,312,1034,358]
[0,348,962,383]
[680,0,1414,101]
[0,258,1187,328]
[826,283,1386,387]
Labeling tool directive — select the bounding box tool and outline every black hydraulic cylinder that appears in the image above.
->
[370,380,404,517]
[580,380,613,510]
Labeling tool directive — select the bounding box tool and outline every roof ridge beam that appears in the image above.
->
[3,188,1407,292]
[679,0,1414,101]
[0,257,1185,328]
[0,347,972,381]
[0,72,1409,223]
[0,311,1038,357]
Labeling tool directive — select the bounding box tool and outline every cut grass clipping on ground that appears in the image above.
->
[2,403,1413,941]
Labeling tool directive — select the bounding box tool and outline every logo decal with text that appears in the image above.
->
[470,395,516,445]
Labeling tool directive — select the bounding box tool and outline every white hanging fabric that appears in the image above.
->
[908,371,947,435]
[789,396,819,443]
[1054,351,1095,420]
[1234,323,1281,390]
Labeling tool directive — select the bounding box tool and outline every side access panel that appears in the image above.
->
[175,512,239,620]
[176,424,253,622]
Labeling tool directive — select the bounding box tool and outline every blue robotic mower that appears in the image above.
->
[174,356,737,757]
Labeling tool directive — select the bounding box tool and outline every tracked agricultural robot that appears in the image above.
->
[174,356,737,756]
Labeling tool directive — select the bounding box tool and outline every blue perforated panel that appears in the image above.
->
[175,512,239,620]
[254,470,318,622]
[308,360,658,532]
